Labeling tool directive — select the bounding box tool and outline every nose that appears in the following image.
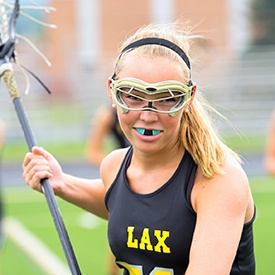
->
[140,108,158,122]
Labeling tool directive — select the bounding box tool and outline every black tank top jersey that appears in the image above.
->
[105,147,256,275]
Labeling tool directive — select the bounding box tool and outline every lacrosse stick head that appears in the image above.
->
[0,0,55,95]
[0,0,19,67]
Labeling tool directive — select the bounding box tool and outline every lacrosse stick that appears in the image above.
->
[0,1,81,274]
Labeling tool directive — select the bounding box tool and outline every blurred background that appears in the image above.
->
[0,0,275,274]
[1,0,274,147]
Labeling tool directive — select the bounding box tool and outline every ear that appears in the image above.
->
[184,84,197,112]
[189,83,197,106]
[107,78,114,103]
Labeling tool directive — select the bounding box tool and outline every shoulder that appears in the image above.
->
[100,147,130,190]
[192,153,251,214]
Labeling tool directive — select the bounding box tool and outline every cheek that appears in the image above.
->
[166,114,183,135]
[168,119,181,134]
[116,111,134,132]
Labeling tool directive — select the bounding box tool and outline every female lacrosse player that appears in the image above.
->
[22,22,255,275]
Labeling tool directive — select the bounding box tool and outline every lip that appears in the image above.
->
[134,127,162,138]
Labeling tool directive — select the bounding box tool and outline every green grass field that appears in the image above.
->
[0,134,272,274]
[1,187,109,275]
[1,175,275,274]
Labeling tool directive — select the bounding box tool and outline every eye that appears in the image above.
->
[126,94,143,101]
[121,89,145,101]
[156,92,178,103]
[160,97,177,103]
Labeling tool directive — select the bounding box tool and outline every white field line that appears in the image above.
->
[2,217,70,275]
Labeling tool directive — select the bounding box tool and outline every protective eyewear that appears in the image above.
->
[110,78,193,117]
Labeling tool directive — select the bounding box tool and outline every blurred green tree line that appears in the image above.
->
[251,0,275,45]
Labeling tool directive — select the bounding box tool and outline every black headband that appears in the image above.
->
[120,37,191,70]
[111,37,192,81]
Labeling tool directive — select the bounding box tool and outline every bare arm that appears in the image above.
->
[22,146,108,219]
[265,110,275,176]
[186,157,254,275]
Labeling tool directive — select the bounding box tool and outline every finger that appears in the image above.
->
[23,161,52,181]
[23,156,52,180]
[22,147,46,168]
[32,146,54,162]
[23,164,53,192]
[22,146,49,168]
[22,153,50,175]
[22,152,35,169]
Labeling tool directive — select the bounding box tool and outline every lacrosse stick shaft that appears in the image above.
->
[1,68,81,275]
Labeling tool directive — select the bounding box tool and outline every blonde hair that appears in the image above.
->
[114,21,240,178]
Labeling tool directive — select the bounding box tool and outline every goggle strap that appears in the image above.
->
[111,37,191,80]
[120,37,191,70]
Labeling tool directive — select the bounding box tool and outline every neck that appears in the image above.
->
[132,142,185,170]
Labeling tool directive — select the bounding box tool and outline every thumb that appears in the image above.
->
[31,146,53,161]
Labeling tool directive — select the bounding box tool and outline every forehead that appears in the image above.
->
[118,54,184,84]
